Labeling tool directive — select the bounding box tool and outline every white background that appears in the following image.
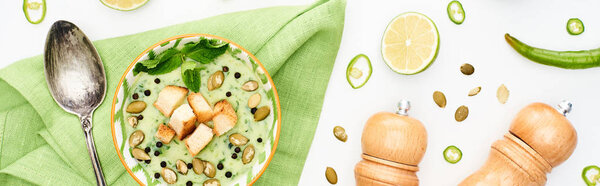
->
[1,0,599,185]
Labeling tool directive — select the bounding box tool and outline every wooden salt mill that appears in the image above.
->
[354,100,428,186]
[460,101,577,186]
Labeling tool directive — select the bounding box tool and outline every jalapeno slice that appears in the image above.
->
[567,18,584,35]
[443,145,462,164]
[582,165,600,186]
[23,0,46,24]
[346,54,372,89]
[447,0,465,24]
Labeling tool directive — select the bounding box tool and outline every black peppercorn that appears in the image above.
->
[154,78,161,84]
[132,93,139,100]
[250,108,257,114]
[234,72,241,79]
[156,142,163,148]
[222,66,229,72]
[225,171,232,178]
[160,161,166,167]
[228,143,233,148]
[187,163,193,169]
[217,163,223,170]
[226,92,232,97]
[154,173,160,179]
[186,181,193,186]
[137,115,144,120]
[145,160,151,164]
[234,147,241,153]
[257,138,263,143]
[154,151,160,156]
[144,90,151,96]
[144,147,151,153]
[231,153,238,159]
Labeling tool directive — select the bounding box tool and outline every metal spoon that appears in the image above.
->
[44,20,107,186]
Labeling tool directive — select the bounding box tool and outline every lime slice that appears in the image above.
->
[100,0,148,11]
[447,1,465,24]
[23,0,46,24]
[443,145,462,164]
[567,18,584,35]
[346,54,372,89]
[382,12,440,75]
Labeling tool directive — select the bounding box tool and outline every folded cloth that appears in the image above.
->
[0,0,345,185]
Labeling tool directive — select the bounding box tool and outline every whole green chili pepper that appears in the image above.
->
[505,33,600,69]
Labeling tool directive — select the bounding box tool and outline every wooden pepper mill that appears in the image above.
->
[460,101,577,186]
[354,100,428,186]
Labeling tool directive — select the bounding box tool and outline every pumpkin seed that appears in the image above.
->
[333,126,347,142]
[455,105,469,122]
[203,161,216,178]
[128,130,144,147]
[242,144,255,164]
[132,148,151,160]
[254,106,270,121]
[161,167,177,184]
[127,116,138,127]
[126,101,146,113]
[203,179,220,186]
[460,63,474,75]
[325,167,338,184]
[468,86,481,96]
[497,84,509,104]
[208,71,224,91]
[176,160,188,175]
[192,158,204,175]
[433,91,447,108]
[248,93,261,108]
[241,80,258,91]
[229,133,249,146]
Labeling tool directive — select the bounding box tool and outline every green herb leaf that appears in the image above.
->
[139,59,160,69]
[183,68,202,92]
[132,63,149,75]
[147,50,156,60]
[206,39,228,48]
[187,44,228,64]
[181,42,198,54]
[156,48,179,63]
[147,53,183,75]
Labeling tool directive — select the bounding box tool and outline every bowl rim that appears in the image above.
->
[109,33,282,186]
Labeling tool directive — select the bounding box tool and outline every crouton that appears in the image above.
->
[155,124,175,144]
[154,85,189,117]
[185,124,214,156]
[188,92,214,123]
[168,104,197,140]
[212,100,237,136]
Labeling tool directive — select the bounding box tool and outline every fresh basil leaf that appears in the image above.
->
[139,59,160,69]
[148,53,183,75]
[133,63,149,75]
[156,48,179,63]
[182,68,202,92]
[187,44,228,64]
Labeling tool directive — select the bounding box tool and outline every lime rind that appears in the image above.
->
[443,145,462,164]
[100,0,149,11]
[381,12,440,75]
[447,0,465,24]
[567,18,584,35]
[23,0,46,24]
[346,54,372,89]
[582,165,600,186]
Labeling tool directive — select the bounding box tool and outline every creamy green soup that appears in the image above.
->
[122,41,274,185]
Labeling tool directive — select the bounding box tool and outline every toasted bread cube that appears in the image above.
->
[213,100,237,117]
[185,124,214,156]
[154,85,189,117]
[213,113,237,136]
[188,92,214,123]
[168,104,197,140]
[155,124,176,144]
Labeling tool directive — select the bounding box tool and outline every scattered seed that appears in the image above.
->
[132,93,139,100]
[241,80,259,92]
[145,160,151,164]
[217,163,223,170]
[187,163,193,169]
[208,71,224,91]
[254,106,270,121]
[132,148,151,160]
[144,90,151,96]
[203,179,220,186]
[325,167,338,184]
[231,153,237,159]
[137,115,144,120]
[222,66,229,72]
[234,72,241,79]
[154,151,160,156]
[186,181,193,186]
[203,161,216,178]
[250,108,257,114]
[192,158,204,175]
[154,173,160,179]
[126,101,146,113]
[177,160,188,175]
[468,86,481,96]
[333,126,347,142]
[235,147,241,153]
[248,93,261,108]
[455,105,469,122]
[242,144,255,164]
[128,130,144,147]
[497,84,509,104]
[144,147,150,153]
[127,116,138,128]
[161,167,177,184]
[229,133,249,146]
[156,142,163,148]
[460,63,474,75]
[154,78,160,84]
[225,92,232,97]
[225,171,232,178]
[160,161,167,167]
[257,138,262,143]
[433,91,447,108]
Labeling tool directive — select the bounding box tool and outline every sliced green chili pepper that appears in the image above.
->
[582,165,600,186]
[23,0,46,24]
[567,18,584,35]
[346,54,372,89]
[443,145,462,164]
[447,0,465,24]
[505,33,600,69]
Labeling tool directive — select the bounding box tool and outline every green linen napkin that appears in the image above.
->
[0,0,345,185]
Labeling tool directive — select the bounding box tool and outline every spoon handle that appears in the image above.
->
[81,115,107,186]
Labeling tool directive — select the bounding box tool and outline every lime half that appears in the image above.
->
[382,12,440,75]
[100,0,148,11]
[346,54,372,89]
